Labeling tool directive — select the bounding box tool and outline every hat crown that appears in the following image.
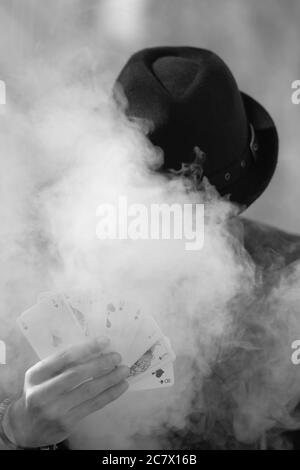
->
[152,56,199,99]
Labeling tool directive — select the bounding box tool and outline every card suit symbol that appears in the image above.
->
[107,303,116,312]
[51,333,62,348]
[134,309,141,320]
[71,307,88,335]
[152,368,164,378]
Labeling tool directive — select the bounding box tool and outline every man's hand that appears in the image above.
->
[4,338,130,448]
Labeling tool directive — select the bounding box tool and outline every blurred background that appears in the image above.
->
[0,0,299,233]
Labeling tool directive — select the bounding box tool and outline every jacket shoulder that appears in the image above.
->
[240,217,300,270]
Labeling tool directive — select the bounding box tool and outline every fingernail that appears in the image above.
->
[112,353,122,366]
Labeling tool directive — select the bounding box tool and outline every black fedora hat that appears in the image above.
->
[115,47,278,208]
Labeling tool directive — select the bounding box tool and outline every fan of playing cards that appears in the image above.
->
[17,289,176,391]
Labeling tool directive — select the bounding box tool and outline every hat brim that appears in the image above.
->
[225,92,278,209]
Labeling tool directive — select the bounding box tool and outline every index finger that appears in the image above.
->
[28,337,110,384]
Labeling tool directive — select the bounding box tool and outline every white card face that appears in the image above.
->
[111,301,145,366]
[124,315,162,367]
[129,361,174,391]
[128,336,176,383]
[64,289,104,338]
[90,298,144,366]
[17,297,86,359]
[117,301,143,345]
[102,298,126,339]
[38,289,106,338]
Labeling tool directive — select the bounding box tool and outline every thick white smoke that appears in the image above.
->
[1,0,300,451]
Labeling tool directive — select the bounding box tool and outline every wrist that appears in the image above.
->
[3,399,36,449]
[2,402,19,447]
[0,399,21,449]
[0,398,63,450]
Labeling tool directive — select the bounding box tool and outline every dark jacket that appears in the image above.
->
[165,217,300,450]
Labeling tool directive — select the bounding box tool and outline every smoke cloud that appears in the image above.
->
[1,0,300,450]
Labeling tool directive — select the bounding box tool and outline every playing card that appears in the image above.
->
[102,298,126,338]
[128,336,176,383]
[17,296,86,359]
[89,297,141,365]
[64,288,103,337]
[129,361,175,391]
[117,300,143,349]
[38,289,106,338]
[124,314,163,366]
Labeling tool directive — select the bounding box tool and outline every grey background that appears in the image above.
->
[1,0,299,233]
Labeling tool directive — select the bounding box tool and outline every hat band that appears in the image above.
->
[207,123,259,191]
